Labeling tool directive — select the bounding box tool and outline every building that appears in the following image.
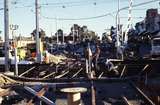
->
[135,20,146,34]
[15,36,35,48]
[135,9,160,34]
[145,9,160,33]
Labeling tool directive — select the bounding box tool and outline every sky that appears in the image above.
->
[0,0,160,40]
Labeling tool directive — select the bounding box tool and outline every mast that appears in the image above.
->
[73,25,75,43]
[10,24,19,76]
[124,0,133,45]
[55,16,59,44]
[35,0,41,63]
[116,0,121,59]
[116,0,120,48]
[4,0,10,71]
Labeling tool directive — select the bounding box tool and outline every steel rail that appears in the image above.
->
[55,71,69,78]
[98,72,104,78]
[120,65,126,78]
[72,68,83,78]
[19,66,36,77]
[24,86,55,105]
[42,72,56,79]
[129,81,155,105]
[121,96,132,105]
[2,74,139,84]
[138,64,150,75]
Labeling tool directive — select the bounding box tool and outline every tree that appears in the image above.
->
[57,29,64,43]
[69,24,98,42]
[102,32,113,43]
[31,29,46,41]
[71,24,81,42]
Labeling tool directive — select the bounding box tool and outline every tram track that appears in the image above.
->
[128,81,156,105]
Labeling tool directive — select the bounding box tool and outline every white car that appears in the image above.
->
[0,49,35,65]
[0,50,19,65]
[18,60,34,64]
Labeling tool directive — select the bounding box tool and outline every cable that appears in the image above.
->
[120,16,144,19]
[14,5,33,8]
[41,0,112,6]
[42,12,112,20]
[41,2,107,8]
[11,0,34,8]
[11,0,119,9]
[41,0,159,21]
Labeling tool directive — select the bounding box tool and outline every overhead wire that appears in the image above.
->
[40,0,114,6]
[10,0,120,9]
[41,0,159,21]
[4,0,160,20]
[41,0,109,8]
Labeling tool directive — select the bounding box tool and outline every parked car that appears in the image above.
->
[0,50,19,65]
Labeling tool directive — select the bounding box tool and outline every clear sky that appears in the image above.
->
[0,0,160,39]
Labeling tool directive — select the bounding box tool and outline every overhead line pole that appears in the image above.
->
[10,24,19,76]
[35,0,41,63]
[55,16,59,44]
[73,25,75,43]
[116,0,121,59]
[4,0,10,72]
[124,0,133,45]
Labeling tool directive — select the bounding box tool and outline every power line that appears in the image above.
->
[41,0,159,21]
[41,2,106,8]
[119,0,159,11]
[120,16,144,18]
[11,0,124,9]
[11,0,34,8]
[42,13,112,20]
[13,5,33,8]
[41,0,114,6]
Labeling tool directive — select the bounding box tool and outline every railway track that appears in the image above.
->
[1,76,160,105]
[120,81,156,105]
[0,59,160,105]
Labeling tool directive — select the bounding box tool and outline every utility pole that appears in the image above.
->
[116,0,120,47]
[73,25,75,43]
[116,0,123,59]
[55,17,59,44]
[10,24,19,76]
[62,30,64,44]
[35,0,41,63]
[124,0,133,45]
[4,0,10,72]
[76,30,79,42]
